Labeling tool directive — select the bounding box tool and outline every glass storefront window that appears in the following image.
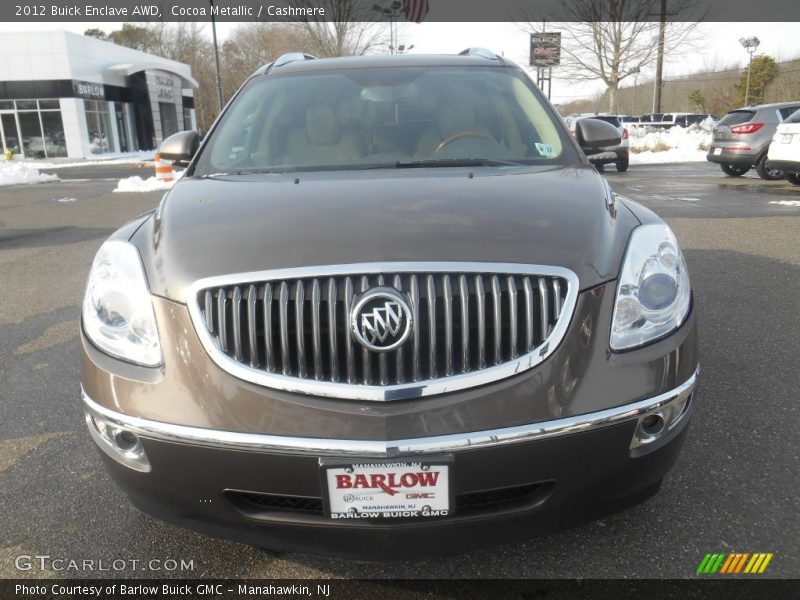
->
[18,111,45,158]
[41,111,67,158]
[85,100,114,154]
[1,100,67,158]
[1,113,21,154]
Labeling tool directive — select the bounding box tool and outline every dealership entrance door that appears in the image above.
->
[0,111,22,155]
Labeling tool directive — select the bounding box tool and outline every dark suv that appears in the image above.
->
[707,101,800,179]
[80,50,698,559]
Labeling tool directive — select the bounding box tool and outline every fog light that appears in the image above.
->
[86,413,151,472]
[631,388,693,450]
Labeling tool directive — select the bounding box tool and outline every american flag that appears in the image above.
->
[403,0,430,22]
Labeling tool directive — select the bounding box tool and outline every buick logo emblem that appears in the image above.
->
[351,287,413,352]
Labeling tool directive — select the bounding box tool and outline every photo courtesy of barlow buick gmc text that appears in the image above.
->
[0,0,798,598]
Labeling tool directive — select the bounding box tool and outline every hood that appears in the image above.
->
[134,166,639,303]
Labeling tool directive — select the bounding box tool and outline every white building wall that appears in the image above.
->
[59,98,87,159]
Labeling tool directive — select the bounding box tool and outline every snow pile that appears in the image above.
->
[0,161,59,187]
[30,151,156,170]
[628,122,713,164]
[113,170,184,193]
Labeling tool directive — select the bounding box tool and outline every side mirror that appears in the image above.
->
[575,119,621,152]
[158,130,199,167]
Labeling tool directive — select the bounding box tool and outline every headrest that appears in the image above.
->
[306,104,339,145]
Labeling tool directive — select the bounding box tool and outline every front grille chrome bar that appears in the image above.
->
[186,262,579,402]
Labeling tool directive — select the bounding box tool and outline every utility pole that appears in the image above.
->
[209,0,224,112]
[653,0,667,113]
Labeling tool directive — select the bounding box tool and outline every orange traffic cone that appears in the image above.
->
[154,153,174,182]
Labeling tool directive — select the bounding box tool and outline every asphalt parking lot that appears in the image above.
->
[0,162,798,579]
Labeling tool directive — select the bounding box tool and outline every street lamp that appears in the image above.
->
[631,66,641,115]
[739,36,760,106]
[373,1,403,54]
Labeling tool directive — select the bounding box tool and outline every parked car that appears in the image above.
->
[619,115,641,123]
[80,50,698,559]
[707,101,800,180]
[639,113,664,123]
[766,107,800,185]
[565,113,630,172]
[673,114,718,128]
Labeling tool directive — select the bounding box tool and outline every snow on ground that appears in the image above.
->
[769,200,800,207]
[628,122,713,164]
[22,151,156,170]
[113,170,184,193]
[0,161,59,187]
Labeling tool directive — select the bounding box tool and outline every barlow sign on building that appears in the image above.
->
[530,32,561,67]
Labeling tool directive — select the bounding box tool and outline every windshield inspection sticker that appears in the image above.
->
[535,142,556,157]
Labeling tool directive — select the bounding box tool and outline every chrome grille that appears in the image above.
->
[188,263,578,401]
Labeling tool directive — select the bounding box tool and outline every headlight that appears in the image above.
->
[82,241,162,367]
[610,224,691,350]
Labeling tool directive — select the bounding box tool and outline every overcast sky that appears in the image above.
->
[2,21,798,104]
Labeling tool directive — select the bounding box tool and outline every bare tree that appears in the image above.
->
[290,0,387,57]
[221,24,315,96]
[522,0,701,112]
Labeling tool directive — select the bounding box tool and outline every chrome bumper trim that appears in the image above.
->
[81,367,698,458]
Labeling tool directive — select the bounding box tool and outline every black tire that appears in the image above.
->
[616,156,629,172]
[720,163,749,177]
[755,154,784,181]
[785,172,800,186]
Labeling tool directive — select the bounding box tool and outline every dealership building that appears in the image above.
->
[0,31,198,159]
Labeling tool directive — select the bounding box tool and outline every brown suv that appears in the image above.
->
[80,50,698,559]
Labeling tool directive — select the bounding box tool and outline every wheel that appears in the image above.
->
[616,156,629,172]
[785,172,800,186]
[755,154,784,181]
[720,163,749,177]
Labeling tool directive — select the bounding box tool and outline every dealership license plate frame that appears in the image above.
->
[320,456,455,519]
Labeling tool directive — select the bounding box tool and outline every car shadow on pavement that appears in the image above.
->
[0,227,114,250]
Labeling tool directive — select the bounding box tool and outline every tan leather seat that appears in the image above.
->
[285,104,364,166]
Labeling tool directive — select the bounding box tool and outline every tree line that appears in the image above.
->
[85,20,386,132]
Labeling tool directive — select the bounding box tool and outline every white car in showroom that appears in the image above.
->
[766,107,800,185]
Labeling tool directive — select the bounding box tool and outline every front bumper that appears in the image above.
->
[82,370,696,559]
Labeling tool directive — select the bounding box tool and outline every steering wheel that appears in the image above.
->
[434,131,493,154]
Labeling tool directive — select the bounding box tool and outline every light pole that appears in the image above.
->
[631,66,641,115]
[739,36,760,106]
[373,1,403,54]
[209,0,224,112]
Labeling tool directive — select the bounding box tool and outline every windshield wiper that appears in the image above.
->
[389,158,523,169]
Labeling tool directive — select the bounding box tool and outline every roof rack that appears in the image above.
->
[256,52,318,76]
[274,52,318,68]
[458,47,502,61]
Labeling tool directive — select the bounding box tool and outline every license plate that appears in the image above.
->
[782,134,793,144]
[713,147,723,155]
[323,460,451,519]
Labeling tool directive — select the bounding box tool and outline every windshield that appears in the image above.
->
[193,66,575,175]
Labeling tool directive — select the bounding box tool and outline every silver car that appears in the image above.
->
[707,101,800,180]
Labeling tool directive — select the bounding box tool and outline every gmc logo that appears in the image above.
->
[335,472,440,496]
[406,492,435,499]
